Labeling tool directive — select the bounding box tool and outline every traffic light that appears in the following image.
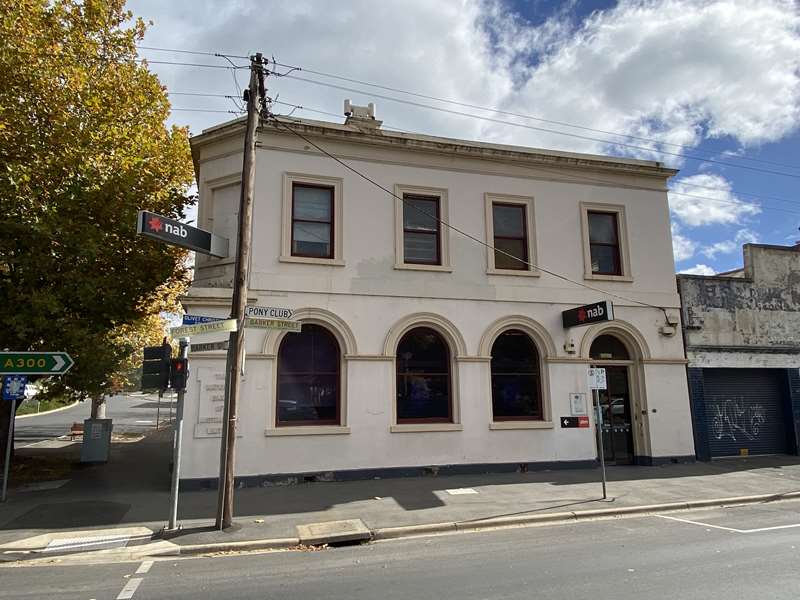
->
[142,343,172,391]
[170,358,189,391]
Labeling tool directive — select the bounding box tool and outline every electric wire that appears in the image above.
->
[268,115,671,312]
[276,72,800,181]
[270,59,800,173]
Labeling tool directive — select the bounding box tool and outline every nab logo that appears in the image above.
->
[580,305,605,322]
[164,222,188,238]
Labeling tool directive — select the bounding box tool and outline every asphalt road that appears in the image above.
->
[14,393,176,447]
[2,500,800,600]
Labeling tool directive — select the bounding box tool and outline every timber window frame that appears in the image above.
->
[281,172,344,266]
[394,184,452,272]
[484,193,538,276]
[580,202,632,282]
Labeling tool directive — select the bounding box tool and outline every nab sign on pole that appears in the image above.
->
[137,210,229,258]
[562,300,614,329]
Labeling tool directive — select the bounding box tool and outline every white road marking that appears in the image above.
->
[116,577,143,600]
[135,560,153,574]
[656,514,800,534]
[446,488,478,495]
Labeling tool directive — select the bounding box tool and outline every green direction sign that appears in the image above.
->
[0,352,74,375]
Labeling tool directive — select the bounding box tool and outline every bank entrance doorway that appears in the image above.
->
[591,335,635,465]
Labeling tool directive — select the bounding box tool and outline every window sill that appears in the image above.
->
[489,421,553,430]
[265,426,350,437]
[394,263,453,273]
[390,423,463,433]
[280,255,345,267]
[486,268,540,277]
[584,272,633,282]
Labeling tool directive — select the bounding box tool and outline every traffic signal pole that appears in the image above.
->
[166,338,189,531]
[216,54,265,530]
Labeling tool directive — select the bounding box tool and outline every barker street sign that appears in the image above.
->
[137,210,229,258]
[562,300,614,329]
[244,318,301,332]
[0,352,74,375]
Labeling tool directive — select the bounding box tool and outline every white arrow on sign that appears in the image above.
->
[563,418,569,427]
[51,355,65,372]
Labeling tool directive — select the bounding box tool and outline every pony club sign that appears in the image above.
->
[562,300,614,329]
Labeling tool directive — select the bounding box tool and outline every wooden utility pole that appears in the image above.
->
[216,53,264,530]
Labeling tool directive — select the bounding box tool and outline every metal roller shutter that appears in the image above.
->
[703,368,789,457]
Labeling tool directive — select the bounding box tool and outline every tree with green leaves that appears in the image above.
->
[0,0,194,454]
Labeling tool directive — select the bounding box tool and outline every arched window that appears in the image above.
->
[590,334,630,360]
[491,330,542,420]
[277,324,340,426]
[396,327,452,423]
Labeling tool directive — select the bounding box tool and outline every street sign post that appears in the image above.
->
[562,300,614,329]
[1,376,26,503]
[137,210,229,258]
[244,318,301,332]
[587,367,608,500]
[243,305,293,320]
[170,319,238,338]
[0,352,74,375]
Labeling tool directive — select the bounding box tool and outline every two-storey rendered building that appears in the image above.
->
[181,106,694,486]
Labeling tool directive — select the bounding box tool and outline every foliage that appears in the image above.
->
[0,0,194,401]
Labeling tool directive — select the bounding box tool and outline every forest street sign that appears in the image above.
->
[170,318,238,338]
[137,210,229,258]
[0,352,74,375]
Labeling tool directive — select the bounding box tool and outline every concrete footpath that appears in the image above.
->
[2,428,800,561]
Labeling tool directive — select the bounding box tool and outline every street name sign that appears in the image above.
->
[0,352,74,375]
[562,300,614,329]
[588,367,607,390]
[244,318,301,332]
[244,305,293,320]
[190,340,229,353]
[560,416,590,428]
[137,210,229,258]
[182,314,224,326]
[170,318,238,338]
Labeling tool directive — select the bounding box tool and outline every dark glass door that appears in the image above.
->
[594,366,634,465]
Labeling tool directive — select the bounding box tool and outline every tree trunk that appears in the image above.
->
[91,395,106,419]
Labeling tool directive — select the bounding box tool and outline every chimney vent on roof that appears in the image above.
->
[344,99,382,130]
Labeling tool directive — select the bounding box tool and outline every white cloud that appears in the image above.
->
[671,223,698,261]
[701,228,759,258]
[680,264,717,275]
[668,173,760,227]
[127,0,800,161]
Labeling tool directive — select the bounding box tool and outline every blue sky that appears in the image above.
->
[129,0,800,275]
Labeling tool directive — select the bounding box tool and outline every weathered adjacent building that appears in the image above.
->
[678,243,800,460]
[180,105,694,486]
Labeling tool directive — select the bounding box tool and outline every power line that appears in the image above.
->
[268,115,670,311]
[171,108,244,114]
[270,59,800,173]
[137,45,250,59]
[140,59,248,69]
[276,72,800,181]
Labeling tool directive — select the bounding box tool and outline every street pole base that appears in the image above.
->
[158,524,183,538]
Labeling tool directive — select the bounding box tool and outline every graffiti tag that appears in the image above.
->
[710,398,766,442]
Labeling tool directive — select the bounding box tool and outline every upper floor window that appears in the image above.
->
[588,211,621,276]
[281,173,344,266]
[403,194,441,265]
[484,193,537,276]
[492,203,528,270]
[394,185,451,272]
[292,183,334,259]
[581,203,631,281]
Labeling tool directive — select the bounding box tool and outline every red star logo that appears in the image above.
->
[578,308,587,322]
[148,216,163,232]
